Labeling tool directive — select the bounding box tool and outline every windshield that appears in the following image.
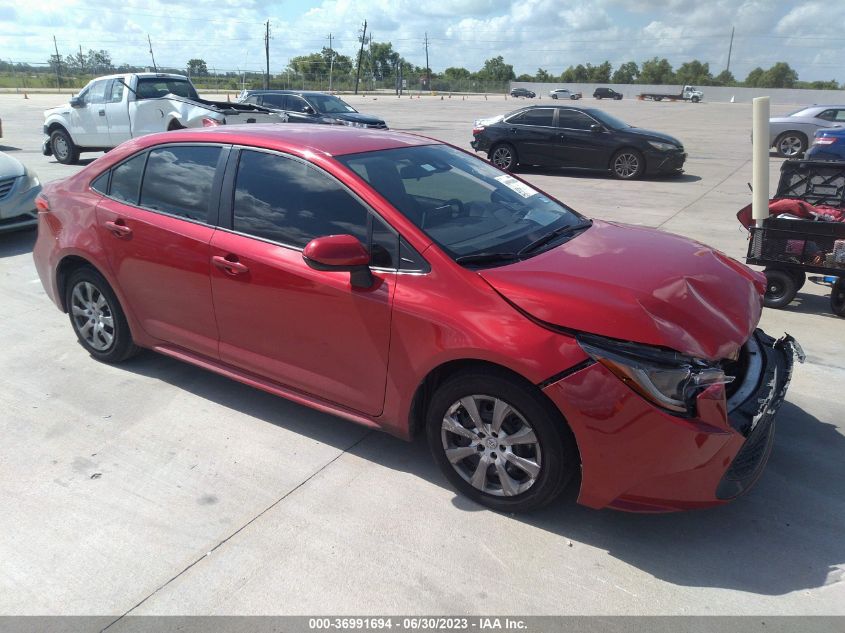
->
[336,145,587,263]
[587,109,631,130]
[136,77,199,100]
[306,94,357,114]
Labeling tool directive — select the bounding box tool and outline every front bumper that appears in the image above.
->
[543,329,801,512]
[0,179,41,232]
[645,149,687,175]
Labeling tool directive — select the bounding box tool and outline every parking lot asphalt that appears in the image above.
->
[1,93,843,618]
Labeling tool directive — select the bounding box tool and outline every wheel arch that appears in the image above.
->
[46,121,72,140]
[608,145,647,171]
[56,255,101,312]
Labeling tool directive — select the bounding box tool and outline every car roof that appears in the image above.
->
[130,123,437,157]
[244,90,336,97]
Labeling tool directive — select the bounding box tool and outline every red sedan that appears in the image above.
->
[33,124,802,512]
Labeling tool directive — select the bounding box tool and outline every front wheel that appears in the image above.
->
[775,132,807,158]
[763,269,798,309]
[551,94,558,100]
[426,370,578,512]
[831,278,845,317]
[611,149,645,180]
[489,143,517,172]
[691,96,701,103]
[65,267,140,362]
[50,128,80,165]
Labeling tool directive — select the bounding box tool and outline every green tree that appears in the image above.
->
[572,64,589,82]
[675,60,713,85]
[477,56,515,83]
[587,61,612,83]
[444,67,471,81]
[762,62,798,88]
[186,59,208,76]
[640,57,674,84]
[744,67,765,87]
[287,52,325,81]
[713,69,736,86]
[808,79,840,90]
[535,68,552,82]
[85,50,112,74]
[560,66,575,83]
[611,61,639,84]
[515,73,533,81]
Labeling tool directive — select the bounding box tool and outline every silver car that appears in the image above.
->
[0,152,41,232]
[769,105,845,158]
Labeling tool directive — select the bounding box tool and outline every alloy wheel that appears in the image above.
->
[440,394,542,497]
[70,281,115,351]
[613,152,640,178]
[778,135,803,157]
[491,146,514,170]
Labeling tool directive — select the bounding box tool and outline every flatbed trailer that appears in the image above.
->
[638,85,703,103]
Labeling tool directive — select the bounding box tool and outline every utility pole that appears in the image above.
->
[424,32,430,92]
[264,20,270,90]
[327,33,333,89]
[354,19,367,94]
[726,26,735,73]
[147,34,157,71]
[79,45,85,75]
[52,35,62,90]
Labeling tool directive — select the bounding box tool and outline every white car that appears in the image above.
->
[0,152,41,232]
[768,105,845,158]
[42,73,284,164]
[549,89,582,100]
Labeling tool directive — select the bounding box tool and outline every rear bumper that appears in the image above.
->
[543,329,800,512]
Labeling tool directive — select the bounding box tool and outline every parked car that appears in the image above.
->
[471,105,686,179]
[593,87,623,100]
[509,88,536,98]
[769,105,845,158]
[806,127,845,160]
[549,89,582,100]
[33,124,798,513]
[0,152,41,232]
[238,90,388,129]
[42,73,282,164]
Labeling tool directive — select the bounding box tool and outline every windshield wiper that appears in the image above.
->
[455,252,521,266]
[517,220,592,256]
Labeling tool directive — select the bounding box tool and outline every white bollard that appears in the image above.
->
[752,96,770,228]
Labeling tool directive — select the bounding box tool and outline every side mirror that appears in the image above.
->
[303,234,373,288]
[303,106,315,115]
[590,123,604,133]
[69,96,84,108]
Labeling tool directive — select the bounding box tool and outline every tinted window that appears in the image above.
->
[261,94,285,107]
[107,80,124,103]
[370,215,398,268]
[817,110,837,121]
[91,172,109,194]
[136,77,199,100]
[509,108,554,126]
[110,153,147,204]
[139,146,220,221]
[233,150,368,249]
[557,110,595,130]
[287,96,311,113]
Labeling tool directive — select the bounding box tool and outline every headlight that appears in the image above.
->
[20,167,40,193]
[577,333,733,414]
[647,141,678,152]
[339,119,367,128]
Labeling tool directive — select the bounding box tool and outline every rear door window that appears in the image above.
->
[109,153,147,204]
[139,145,221,222]
[261,94,286,108]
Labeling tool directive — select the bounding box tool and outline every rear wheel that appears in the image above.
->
[65,267,140,363]
[775,131,807,158]
[831,278,845,317]
[611,149,644,179]
[763,268,798,309]
[426,370,578,513]
[50,128,80,165]
[489,143,517,172]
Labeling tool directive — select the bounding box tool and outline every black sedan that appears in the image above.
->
[509,88,536,98]
[238,90,388,129]
[470,106,686,179]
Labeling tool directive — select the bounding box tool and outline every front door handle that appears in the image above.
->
[104,220,132,238]
[99,110,106,116]
[212,255,249,275]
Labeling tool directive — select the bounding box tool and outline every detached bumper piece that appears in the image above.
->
[717,331,804,500]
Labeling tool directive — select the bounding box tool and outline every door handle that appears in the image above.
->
[509,128,517,134]
[98,110,106,116]
[212,255,249,275]
[104,220,132,238]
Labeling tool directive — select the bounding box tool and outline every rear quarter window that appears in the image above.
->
[139,146,221,222]
[109,153,147,204]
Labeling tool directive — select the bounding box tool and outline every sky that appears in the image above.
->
[1,0,843,83]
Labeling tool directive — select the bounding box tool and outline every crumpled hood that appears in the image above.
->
[330,112,385,125]
[479,220,765,361]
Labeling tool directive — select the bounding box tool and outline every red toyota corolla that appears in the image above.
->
[33,124,802,512]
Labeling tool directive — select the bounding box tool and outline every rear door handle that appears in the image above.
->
[104,220,132,238]
[212,255,249,275]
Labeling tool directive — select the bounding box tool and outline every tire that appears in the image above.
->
[551,94,558,100]
[691,96,701,103]
[426,369,578,513]
[615,95,623,100]
[489,143,517,172]
[595,95,602,100]
[831,278,845,317]
[50,128,80,165]
[788,269,806,291]
[65,267,140,363]
[611,149,645,180]
[763,269,798,309]
[774,131,807,158]
[654,96,663,102]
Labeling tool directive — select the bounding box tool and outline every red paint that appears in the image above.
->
[33,124,786,511]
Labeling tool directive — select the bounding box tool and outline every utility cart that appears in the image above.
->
[738,159,845,316]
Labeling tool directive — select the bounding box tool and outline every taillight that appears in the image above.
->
[35,194,50,212]
[814,136,837,145]
[202,117,223,127]
[472,126,485,136]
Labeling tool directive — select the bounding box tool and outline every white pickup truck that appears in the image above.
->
[42,72,283,164]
